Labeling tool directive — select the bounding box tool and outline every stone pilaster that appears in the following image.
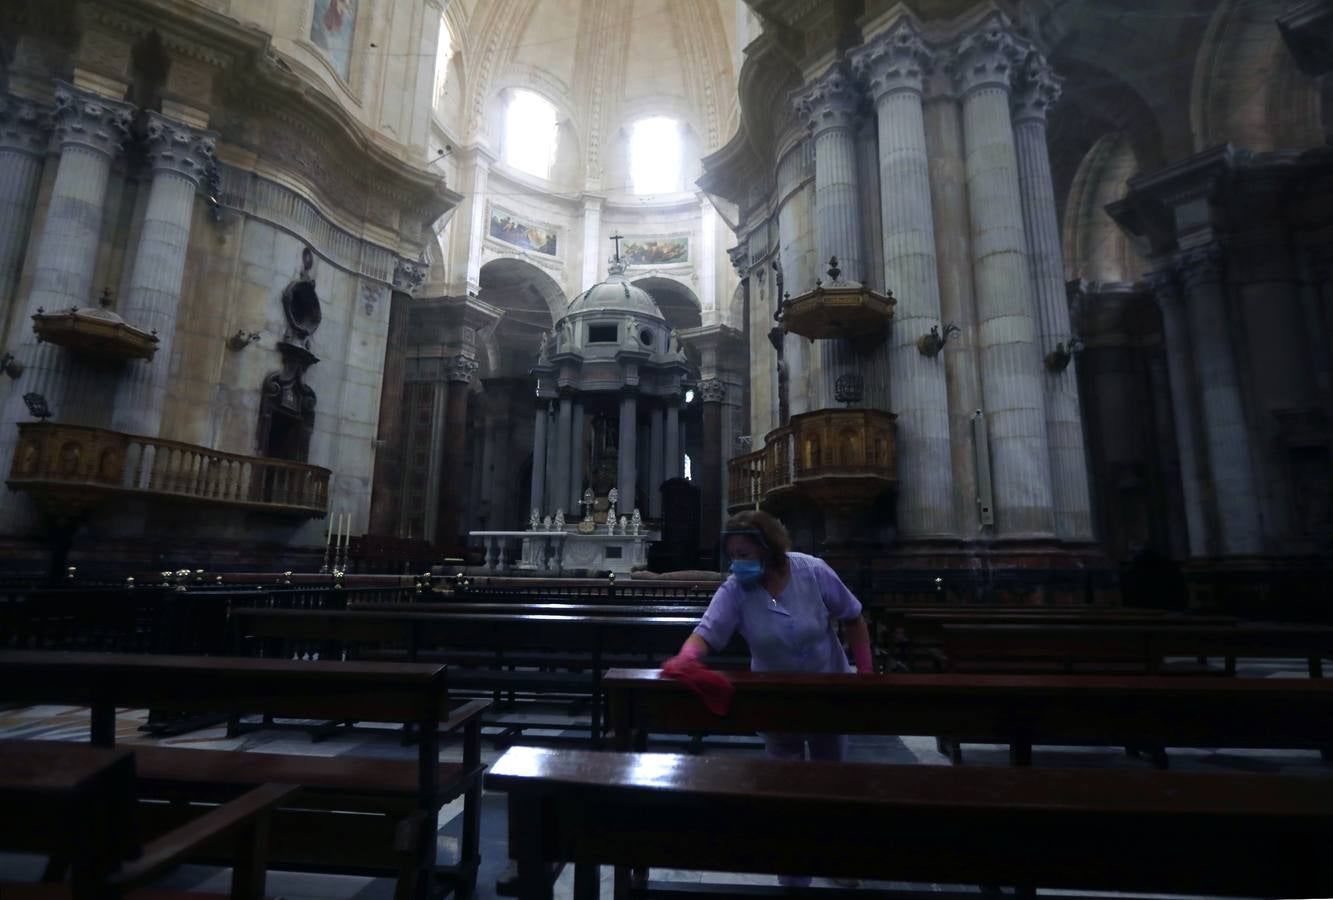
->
[852,19,956,538]
[436,354,478,549]
[948,16,1055,538]
[0,96,50,327]
[0,82,132,535]
[1175,245,1264,555]
[111,112,216,437]
[617,390,638,512]
[795,65,863,410]
[1012,51,1094,541]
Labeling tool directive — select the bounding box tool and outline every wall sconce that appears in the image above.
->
[917,323,960,358]
[1,352,22,379]
[226,330,261,351]
[1044,338,1083,373]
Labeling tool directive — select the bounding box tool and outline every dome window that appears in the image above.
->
[639,328,654,348]
[588,323,619,344]
[629,116,682,194]
[504,89,558,179]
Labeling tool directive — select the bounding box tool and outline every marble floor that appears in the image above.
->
[1,658,1329,899]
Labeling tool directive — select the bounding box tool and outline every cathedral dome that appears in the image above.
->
[563,261,665,323]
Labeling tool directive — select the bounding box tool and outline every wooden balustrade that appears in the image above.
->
[726,409,898,513]
[8,422,329,517]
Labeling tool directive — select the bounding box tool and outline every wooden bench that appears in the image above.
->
[0,740,295,899]
[0,651,487,900]
[605,667,1333,765]
[228,608,745,744]
[485,744,1333,899]
[942,622,1333,676]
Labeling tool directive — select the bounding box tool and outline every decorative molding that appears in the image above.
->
[143,111,216,186]
[0,95,51,157]
[850,19,935,101]
[699,378,726,403]
[393,257,428,295]
[1011,50,1063,124]
[51,80,134,159]
[946,13,1022,98]
[793,64,861,137]
[447,354,481,384]
[1175,243,1225,290]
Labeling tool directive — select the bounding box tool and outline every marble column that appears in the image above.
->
[529,401,549,518]
[795,65,863,410]
[1012,52,1094,541]
[0,82,133,535]
[1148,272,1209,557]
[1176,245,1264,555]
[0,96,49,330]
[436,355,477,549]
[554,394,573,516]
[664,400,681,480]
[648,404,665,517]
[110,113,216,437]
[617,391,638,511]
[852,20,956,538]
[949,17,1055,538]
[568,399,584,514]
[775,140,812,417]
[699,378,725,544]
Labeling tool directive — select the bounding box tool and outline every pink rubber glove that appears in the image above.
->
[660,642,734,715]
[850,636,874,674]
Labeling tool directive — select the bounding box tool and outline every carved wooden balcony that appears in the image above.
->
[7,423,330,518]
[727,409,898,514]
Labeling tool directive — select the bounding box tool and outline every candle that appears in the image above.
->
[325,511,334,551]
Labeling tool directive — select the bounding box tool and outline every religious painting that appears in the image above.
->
[489,207,559,256]
[622,235,689,266]
[311,0,358,81]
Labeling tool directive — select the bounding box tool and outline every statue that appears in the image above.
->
[630,508,642,535]
[529,508,540,531]
[619,515,628,534]
[554,508,566,529]
[542,514,553,531]
[537,331,551,364]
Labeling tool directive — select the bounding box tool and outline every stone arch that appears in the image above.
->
[478,257,566,378]
[631,276,702,332]
[1061,132,1150,284]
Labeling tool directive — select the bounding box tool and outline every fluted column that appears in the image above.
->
[568,399,584,513]
[949,17,1055,537]
[1012,52,1094,541]
[648,404,665,517]
[852,20,955,538]
[1149,272,1209,557]
[0,83,132,535]
[1176,245,1264,555]
[0,96,49,327]
[617,391,638,511]
[554,394,573,516]
[529,401,549,517]
[795,66,863,409]
[110,113,216,437]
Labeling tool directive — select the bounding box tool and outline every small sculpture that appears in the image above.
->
[630,508,642,535]
[619,515,628,534]
[542,514,553,531]
[608,487,619,507]
[554,509,566,529]
[530,508,541,531]
[916,323,961,359]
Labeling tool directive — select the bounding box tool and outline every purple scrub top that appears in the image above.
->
[692,552,862,673]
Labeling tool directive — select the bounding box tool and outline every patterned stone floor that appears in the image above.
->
[2,658,1329,898]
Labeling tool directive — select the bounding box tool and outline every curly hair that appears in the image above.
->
[722,510,791,572]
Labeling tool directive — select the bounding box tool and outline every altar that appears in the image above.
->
[469,528,660,575]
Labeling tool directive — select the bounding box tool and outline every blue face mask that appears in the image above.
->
[729,559,764,585]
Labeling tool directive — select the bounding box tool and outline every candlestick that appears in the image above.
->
[321,510,334,573]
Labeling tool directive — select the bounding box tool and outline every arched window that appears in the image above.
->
[433,16,454,109]
[629,116,682,194]
[504,89,559,179]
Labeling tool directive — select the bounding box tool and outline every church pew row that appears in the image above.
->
[0,650,488,900]
[940,622,1333,677]
[604,667,1333,766]
[485,745,1333,900]
[227,607,749,744]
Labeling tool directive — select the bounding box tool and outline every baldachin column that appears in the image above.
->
[852,19,956,538]
[1012,51,1094,540]
[648,404,664,517]
[554,394,573,516]
[111,112,216,437]
[664,399,681,480]
[529,400,549,517]
[568,398,584,514]
[949,16,1055,537]
[617,391,638,512]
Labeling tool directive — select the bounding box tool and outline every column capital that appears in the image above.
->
[793,65,862,137]
[946,14,1023,97]
[446,353,479,384]
[698,378,726,404]
[850,19,935,102]
[1147,268,1184,308]
[0,95,51,157]
[1010,51,1063,125]
[143,111,216,185]
[393,257,428,296]
[726,244,749,275]
[1174,243,1225,290]
[51,81,134,159]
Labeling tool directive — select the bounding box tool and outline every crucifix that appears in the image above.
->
[610,233,624,261]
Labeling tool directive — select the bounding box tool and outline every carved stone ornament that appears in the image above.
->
[727,244,749,275]
[947,14,1023,97]
[850,19,935,101]
[1011,51,1064,124]
[447,354,480,384]
[144,111,216,186]
[699,378,726,404]
[794,65,861,136]
[51,81,134,159]
[0,95,51,156]
[1147,269,1184,309]
[393,257,427,295]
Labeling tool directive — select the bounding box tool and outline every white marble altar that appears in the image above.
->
[469,529,660,575]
